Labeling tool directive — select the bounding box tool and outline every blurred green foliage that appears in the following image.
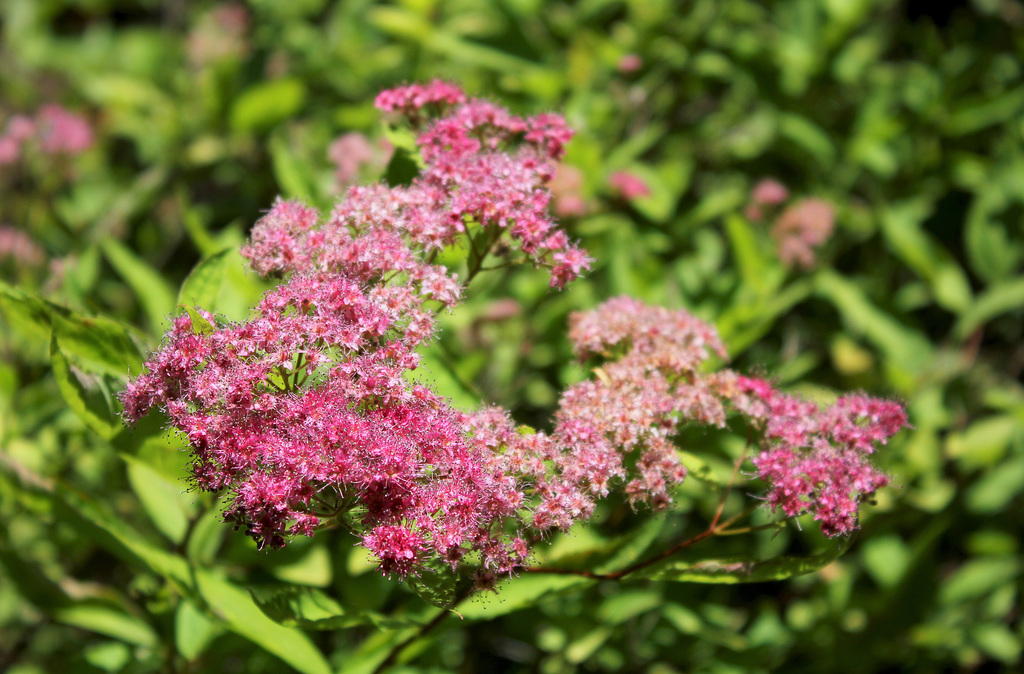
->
[1,0,1023,672]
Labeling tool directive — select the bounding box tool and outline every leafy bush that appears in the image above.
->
[1,1,1022,673]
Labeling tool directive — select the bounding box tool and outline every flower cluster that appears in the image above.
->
[460,298,731,535]
[0,105,93,166]
[124,82,589,579]
[772,198,835,270]
[123,83,905,587]
[718,375,907,536]
[744,179,835,270]
[462,296,905,540]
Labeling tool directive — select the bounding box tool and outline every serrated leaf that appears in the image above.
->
[51,312,144,378]
[50,332,120,439]
[177,248,233,311]
[407,569,466,611]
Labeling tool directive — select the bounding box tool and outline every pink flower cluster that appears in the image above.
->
[122,83,905,587]
[0,225,45,268]
[460,298,731,531]
[721,375,907,536]
[772,198,835,270]
[123,83,590,580]
[744,179,835,270]
[0,105,93,166]
[245,82,588,290]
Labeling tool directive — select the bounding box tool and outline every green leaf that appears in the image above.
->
[248,585,411,630]
[939,557,1021,605]
[406,568,466,611]
[54,601,159,647]
[123,455,191,545]
[879,200,973,313]
[269,132,317,200]
[51,312,144,378]
[100,238,177,336]
[595,590,662,625]
[0,536,157,647]
[177,248,233,311]
[50,332,120,439]
[953,277,1024,340]
[460,575,593,621]
[384,147,421,188]
[195,569,333,674]
[230,78,307,133]
[0,281,59,345]
[175,597,223,661]
[814,270,932,383]
[634,540,850,583]
[778,113,837,167]
[723,213,778,297]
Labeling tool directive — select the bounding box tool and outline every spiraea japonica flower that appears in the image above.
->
[122,82,906,590]
[123,82,590,580]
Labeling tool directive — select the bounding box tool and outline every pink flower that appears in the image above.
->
[608,171,651,200]
[36,105,93,155]
[772,198,835,269]
[618,54,643,74]
[751,178,789,206]
[327,132,392,189]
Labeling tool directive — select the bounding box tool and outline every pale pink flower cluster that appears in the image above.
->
[547,164,587,218]
[744,179,835,270]
[772,198,835,270]
[463,297,905,540]
[462,298,730,528]
[0,105,93,166]
[327,132,393,190]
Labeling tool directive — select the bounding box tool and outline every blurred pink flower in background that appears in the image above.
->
[744,177,789,221]
[37,105,94,155]
[0,225,45,267]
[772,198,835,269]
[0,106,92,166]
[327,132,393,189]
[188,2,250,67]
[547,163,587,217]
[608,170,650,200]
[618,54,643,74]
